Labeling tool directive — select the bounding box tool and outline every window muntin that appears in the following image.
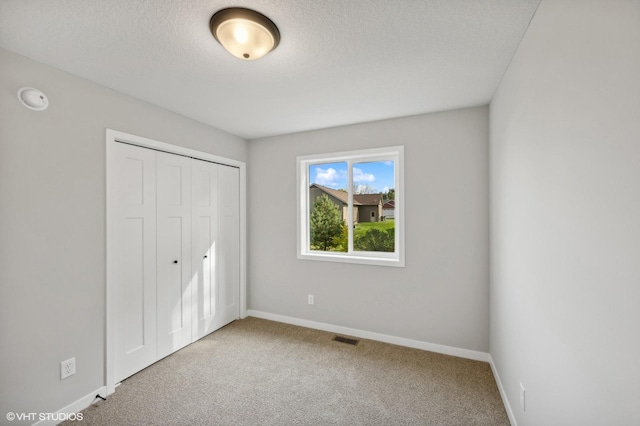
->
[297,147,404,267]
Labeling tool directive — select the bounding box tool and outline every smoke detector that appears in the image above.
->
[17,87,49,111]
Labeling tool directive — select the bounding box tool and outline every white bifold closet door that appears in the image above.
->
[191,159,240,341]
[111,142,240,384]
[110,143,158,383]
[217,164,240,327]
[191,159,219,341]
[156,152,193,359]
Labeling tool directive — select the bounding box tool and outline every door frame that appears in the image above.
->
[105,129,247,396]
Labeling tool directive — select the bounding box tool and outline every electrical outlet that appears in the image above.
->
[308,294,314,305]
[520,383,525,411]
[61,357,76,380]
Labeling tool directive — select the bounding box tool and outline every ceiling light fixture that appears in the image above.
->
[210,8,280,61]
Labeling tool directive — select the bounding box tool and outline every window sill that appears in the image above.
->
[297,252,405,268]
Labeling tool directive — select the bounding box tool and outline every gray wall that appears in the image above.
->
[490,1,640,425]
[249,106,490,352]
[0,48,247,423]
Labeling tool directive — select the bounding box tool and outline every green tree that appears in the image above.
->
[385,188,395,200]
[331,224,348,252]
[310,194,344,251]
[354,228,394,252]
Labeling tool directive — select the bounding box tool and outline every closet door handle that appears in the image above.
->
[173,260,178,264]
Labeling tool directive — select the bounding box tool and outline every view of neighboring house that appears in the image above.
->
[383,200,395,219]
[354,193,384,222]
[309,184,383,224]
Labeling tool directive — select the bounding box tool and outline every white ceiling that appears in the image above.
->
[0,0,540,140]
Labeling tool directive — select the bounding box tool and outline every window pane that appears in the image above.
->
[308,162,348,252]
[353,160,395,253]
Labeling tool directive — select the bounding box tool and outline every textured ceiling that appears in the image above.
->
[0,0,540,140]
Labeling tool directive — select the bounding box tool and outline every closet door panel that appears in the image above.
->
[196,217,213,318]
[110,143,157,383]
[120,218,145,352]
[218,166,240,327]
[191,160,219,340]
[157,152,192,359]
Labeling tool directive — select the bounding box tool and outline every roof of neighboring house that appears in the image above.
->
[383,201,395,209]
[311,184,384,207]
[353,193,383,206]
[311,184,362,206]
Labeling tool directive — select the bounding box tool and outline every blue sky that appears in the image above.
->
[309,161,394,194]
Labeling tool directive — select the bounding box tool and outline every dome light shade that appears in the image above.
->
[210,8,280,61]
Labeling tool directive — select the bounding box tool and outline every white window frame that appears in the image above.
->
[297,146,405,267]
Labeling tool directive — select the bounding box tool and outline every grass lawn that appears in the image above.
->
[310,220,395,252]
[354,219,395,238]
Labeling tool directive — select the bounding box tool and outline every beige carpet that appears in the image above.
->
[64,317,509,425]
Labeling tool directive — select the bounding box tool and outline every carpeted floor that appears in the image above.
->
[63,317,509,425]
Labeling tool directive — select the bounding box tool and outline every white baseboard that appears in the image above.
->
[489,355,517,426]
[246,310,490,362]
[32,386,106,426]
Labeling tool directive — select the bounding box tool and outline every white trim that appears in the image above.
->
[106,129,245,168]
[105,136,116,396]
[296,251,403,267]
[105,128,247,395]
[296,145,405,267]
[246,310,489,362]
[489,354,517,426]
[239,165,247,319]
[32,386,106,426]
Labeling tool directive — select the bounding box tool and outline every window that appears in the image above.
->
[297,146,404,267]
